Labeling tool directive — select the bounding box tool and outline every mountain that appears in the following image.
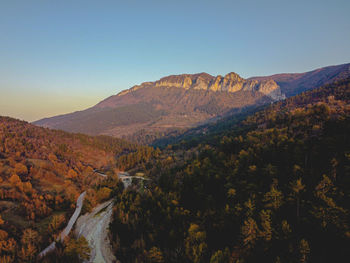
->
[152,63,350,147]
[34,63,350,142]
[34,72,284,139]
[250,62,350,96]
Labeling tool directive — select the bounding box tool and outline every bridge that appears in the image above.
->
[117,172,150,188]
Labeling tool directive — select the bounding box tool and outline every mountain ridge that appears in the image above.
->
[34,63,350,142]
[99,71,284,106]
[249,62,350,96]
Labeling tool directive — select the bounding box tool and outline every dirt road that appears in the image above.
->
[38,191,86,258]
[75,199,116,263]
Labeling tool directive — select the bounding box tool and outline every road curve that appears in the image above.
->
[75,199,116,263]
[38,191,86,258]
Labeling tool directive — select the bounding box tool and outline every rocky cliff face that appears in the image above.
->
[118,72,285,101]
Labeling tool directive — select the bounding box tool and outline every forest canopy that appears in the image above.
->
[109,78,350,263]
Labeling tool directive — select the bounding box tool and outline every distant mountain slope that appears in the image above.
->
[154,76,350,148]
[34,72,283,138]
[34,63,350,142]
[250,63,350,96]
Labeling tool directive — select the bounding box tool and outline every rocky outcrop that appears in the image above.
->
[118,72,285,101]
[249,63,350,96]
[254,79,286,101]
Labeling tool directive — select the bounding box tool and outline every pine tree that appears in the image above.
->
[241,217,258,248]
[185,224,207,263]
[259,210,272,241]
[147,247,164,263]
[290,178,305,223]
[299,239,310,263]
[263,182,283,210]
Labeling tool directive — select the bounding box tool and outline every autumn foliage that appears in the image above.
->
[0,117,138,261]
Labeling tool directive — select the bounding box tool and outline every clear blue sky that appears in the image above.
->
[1,0,349,121]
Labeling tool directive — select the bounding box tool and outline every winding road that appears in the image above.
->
[75,199,116,263]
[38,191,86,258]
[38,171,142,261]
[74,172,148,262]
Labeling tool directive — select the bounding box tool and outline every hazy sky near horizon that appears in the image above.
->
[1,0,350,121]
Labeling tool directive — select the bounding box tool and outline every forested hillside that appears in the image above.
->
[0,118,139,262]
[109,78,350,262]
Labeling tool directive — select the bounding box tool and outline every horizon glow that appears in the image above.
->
[1,0,350,121]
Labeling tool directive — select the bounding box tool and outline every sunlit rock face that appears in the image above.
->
[256,79,286,101]
[119,72,285,101]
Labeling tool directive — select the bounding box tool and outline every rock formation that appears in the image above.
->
[119,72,285,101]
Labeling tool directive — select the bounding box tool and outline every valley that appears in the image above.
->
[2,1,349,262]
[1,70,349,263]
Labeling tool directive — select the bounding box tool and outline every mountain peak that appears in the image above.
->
[116,72,284,101]
[224,72,243,81]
